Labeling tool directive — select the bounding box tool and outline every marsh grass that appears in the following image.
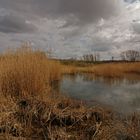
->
[0,46,61,100]
[61,62,140,78]
[92,62,140,78]
[0,46,61,139]
[0,46,140,139]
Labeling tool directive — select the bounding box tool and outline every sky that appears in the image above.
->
[0,0,140,60]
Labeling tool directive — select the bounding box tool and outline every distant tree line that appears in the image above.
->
[82,53,100,62]
[66,50,140,62]
[120,50,140,61]
[80,50,140,62]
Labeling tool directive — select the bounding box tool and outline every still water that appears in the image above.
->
[60,74,140,113]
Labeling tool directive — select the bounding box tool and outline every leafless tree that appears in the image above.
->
[82,53,100,62]
[120,50,140,61]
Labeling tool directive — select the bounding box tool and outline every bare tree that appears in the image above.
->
[82,53,100,62]
[121,50,140,61]
[96,53,100,61]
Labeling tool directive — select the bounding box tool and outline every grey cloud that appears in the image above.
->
[124,0,139,3]
[0,0,122,25]
[0,14,37,33]
[55,0,122,25]
[0,0,137,60]
[132,22,140,34]
[92,45,112,52]
[90,37,114,52]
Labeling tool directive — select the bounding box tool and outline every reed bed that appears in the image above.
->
[0,47,140,139]
[61,62,140,78]
[61,65,93,75]
[92,62,140,78]
[0,47,61,99]
[0,46,62,139]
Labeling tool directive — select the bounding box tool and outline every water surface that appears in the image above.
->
[60,74,140,113]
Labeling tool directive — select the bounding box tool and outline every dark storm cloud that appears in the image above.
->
[0,14,37,33]
[0,0,126,59]
[55,0,122,25]
[0,0,122,25]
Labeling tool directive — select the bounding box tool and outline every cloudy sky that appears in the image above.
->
[0,0,140,59]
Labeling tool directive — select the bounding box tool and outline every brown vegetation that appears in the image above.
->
[1,94,140,140]
[92,62,140,78]
[61,65,93,75]
[0,46,61,99]
[0,46,140,139]
[61,62,140,78]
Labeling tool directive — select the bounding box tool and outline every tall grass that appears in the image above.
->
[92,62,140,77]
[0,46,61,100]
[0,46,62,139]
[61,62,140,77]
[61,65,93,75]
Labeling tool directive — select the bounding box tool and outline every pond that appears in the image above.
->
[60,74,140,113]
